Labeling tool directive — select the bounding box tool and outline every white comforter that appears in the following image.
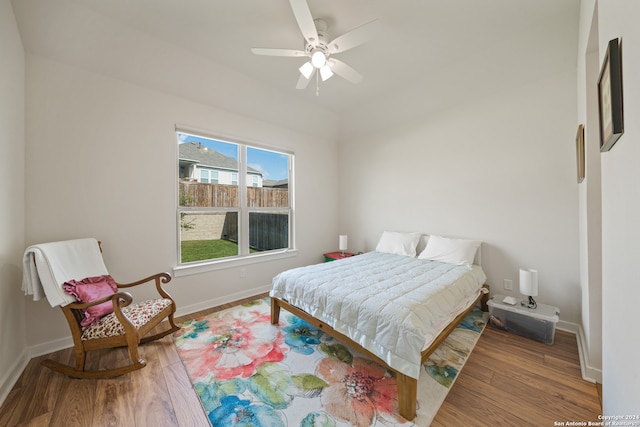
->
[270,251,486,379]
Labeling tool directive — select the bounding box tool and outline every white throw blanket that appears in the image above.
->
[22,238,109,307]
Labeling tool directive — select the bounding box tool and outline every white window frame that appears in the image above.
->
[199,169,209,183]
[209,170,219,184]
[174,127,296,277]
[199,169,220,184]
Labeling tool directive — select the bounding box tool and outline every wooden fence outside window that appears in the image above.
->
[179,182,288,208]
[179,182,289,251]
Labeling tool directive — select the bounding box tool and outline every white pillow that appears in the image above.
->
[416,235,430,255]
[417,235,481,266]
[375,231,422,257]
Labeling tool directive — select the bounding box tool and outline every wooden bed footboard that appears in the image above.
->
[270,284,490,420]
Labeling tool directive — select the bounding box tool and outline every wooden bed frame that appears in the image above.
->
[270,283,489,421]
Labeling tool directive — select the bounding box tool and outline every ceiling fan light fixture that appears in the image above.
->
[299,61,314,79]
[251,0,379,90]
[320,65,334,81]
[311,50,327,68]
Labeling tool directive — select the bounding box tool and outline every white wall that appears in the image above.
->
[338,68,581,323]
[23,55,339,349]
[594,0,640,415]
[0,0,27,402]
[576,0,603,384]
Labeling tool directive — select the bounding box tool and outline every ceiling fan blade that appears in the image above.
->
[251,48,306,57]
[296,69,315,89]
[328,58,363,84]
[327,20,380,54]
[289,0,319,47]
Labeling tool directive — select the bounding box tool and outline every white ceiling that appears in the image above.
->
[11,0,579,140]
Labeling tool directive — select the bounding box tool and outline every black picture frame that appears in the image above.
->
[598,38,624,152]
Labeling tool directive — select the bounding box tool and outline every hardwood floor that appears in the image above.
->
[432,326,601,426]
[0,294,601,426]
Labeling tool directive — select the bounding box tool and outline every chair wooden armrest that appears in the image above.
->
[115,272,173,300]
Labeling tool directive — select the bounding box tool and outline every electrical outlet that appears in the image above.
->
[503,279,513,291]
[240,268,246,278]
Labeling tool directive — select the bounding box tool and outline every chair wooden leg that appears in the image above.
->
[125,340,144,368]
[73,347,86,372]
[168,312,178,330]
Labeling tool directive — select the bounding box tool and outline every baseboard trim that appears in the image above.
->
[0,349,30,408]
[557,320,602,384]
[27,336,75,359]
[174,284,272,319]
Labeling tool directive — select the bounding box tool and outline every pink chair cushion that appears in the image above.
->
[63,275,118,327]
[81,298,173,340]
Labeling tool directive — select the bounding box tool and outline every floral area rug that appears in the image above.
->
[173,298,487,427]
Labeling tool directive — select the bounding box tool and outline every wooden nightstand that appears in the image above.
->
[323,251,356,262]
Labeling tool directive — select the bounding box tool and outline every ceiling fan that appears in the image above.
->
[251,0,379,92]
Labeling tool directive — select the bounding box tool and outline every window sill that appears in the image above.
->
[173,249,298,277]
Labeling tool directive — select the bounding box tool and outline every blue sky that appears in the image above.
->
[178,133,289,181]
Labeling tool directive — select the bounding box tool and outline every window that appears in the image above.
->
[199,169,219,184]
[177,130,293,266]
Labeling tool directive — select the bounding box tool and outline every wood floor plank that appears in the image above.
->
[471,348,568,392]
[20,364,60,422]
[0,388,27,427]
[10,356,42,390]
[48,378,95,427]
[432,326,600,425]
[494,367,597,416]
[94,346,130,372]
[130,345,179,427]
[454,369,565,424]
[152,336,182,369]
[91,377,134,427]
[543,351,584,378]
[163,362,210,427]
[435,385,530,426]
[490,368,600,418]
[457,357,494,385]
[15,411,52,427]
[0,294,600,427]
[471,337,595,393]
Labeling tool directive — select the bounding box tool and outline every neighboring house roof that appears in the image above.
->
[263,179,289,188]
[179,142,261,175]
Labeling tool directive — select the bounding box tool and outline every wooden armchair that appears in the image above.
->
[23,238,180,379]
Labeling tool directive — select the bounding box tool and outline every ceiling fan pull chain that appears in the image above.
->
[316,70,320,96]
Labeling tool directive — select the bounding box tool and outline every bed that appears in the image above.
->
[269,232,490,420]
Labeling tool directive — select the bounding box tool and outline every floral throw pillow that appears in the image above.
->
[63,275,118,327]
